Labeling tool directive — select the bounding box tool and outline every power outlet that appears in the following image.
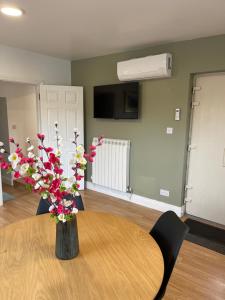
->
[127,186,133,193]
[160,189,170,197]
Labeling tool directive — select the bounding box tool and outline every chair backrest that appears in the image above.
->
[36,194,84,215]
[150,211,189,299]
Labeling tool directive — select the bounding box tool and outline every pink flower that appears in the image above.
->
[97,136,104,145]
[90,151,96,157]
[89,145,96,151]
[9,137,15,143]
[37,133,45,141]
[0,162,10,170]
[88,156,94,163]
[15,147,22,154]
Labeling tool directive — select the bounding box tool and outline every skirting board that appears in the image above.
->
[86,181,185,217]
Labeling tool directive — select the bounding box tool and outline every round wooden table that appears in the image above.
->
[0,211,164,299]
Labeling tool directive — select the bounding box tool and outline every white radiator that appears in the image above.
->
[92,138,130,192]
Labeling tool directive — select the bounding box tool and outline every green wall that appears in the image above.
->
[71,34,225,207]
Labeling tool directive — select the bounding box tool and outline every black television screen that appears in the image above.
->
[94,82,139,119]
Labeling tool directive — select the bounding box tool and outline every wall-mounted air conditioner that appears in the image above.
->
[117,53,172,81]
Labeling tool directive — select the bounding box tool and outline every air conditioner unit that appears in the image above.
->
[117,53,172,81]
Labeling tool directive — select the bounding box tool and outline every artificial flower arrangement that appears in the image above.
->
[0,123,102,223]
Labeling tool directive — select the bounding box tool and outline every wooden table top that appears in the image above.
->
[0,211,164,300]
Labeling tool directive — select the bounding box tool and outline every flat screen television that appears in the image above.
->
[94,82,139,119]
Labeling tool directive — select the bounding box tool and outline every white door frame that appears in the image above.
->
[185,71,225,217]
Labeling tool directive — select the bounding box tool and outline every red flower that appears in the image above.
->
[45,147,53,153]
[49,153,59,164]
[24,177,35,185]
[38,145,43,150]
[14,171,20,179]
[75,174,83,181]
[89,145,96,151]
[43,162,52,170]
[51,179,61,190]
[83,153,89,159]
[37,133,45,141]
[54,167,63,175]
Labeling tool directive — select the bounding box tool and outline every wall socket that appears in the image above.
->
[127,186,133,193]
[160,189,170,197]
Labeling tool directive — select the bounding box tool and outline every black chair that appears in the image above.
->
[36,194,84,215]
[150,211,189,299]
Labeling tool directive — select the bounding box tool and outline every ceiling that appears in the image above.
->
[0,0,225,60]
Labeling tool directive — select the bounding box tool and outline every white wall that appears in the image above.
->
[0,44,71,85]
[0,81,38,152]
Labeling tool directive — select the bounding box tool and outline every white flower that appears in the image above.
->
[55,148,61,157]
[27,145,34,151]
[39,181,49,189]
[73,128,78,133]
[42,192,48,199]
[8,153,20,169]
[77,169,84,176]
[75,191,80,196]
[73,152,86,165]
[72,207,78,214]
[49,205,55,212]
[63,200,73,207]
[28,152,35,158]
[76,145,84,154]
[58,214,66,223]
[0,141,4,147]
[26,137,30,143]
[49,194,57,203]
[68,176,75,183]
[0,148,5,153]
[32,173,42,181]
[54,121,58,126]
[19,163,30,176]
[34,183,40,190]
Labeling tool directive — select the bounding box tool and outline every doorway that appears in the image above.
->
[186,73,225,226]
[0,81,38,200]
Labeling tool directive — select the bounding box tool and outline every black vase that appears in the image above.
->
[55,215,79,260]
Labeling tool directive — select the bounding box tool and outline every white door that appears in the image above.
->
[39,85,84,189]
[186,73,225,225]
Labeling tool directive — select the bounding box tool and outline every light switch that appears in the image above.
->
[166,127,173,134]
[175,108,181,121]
